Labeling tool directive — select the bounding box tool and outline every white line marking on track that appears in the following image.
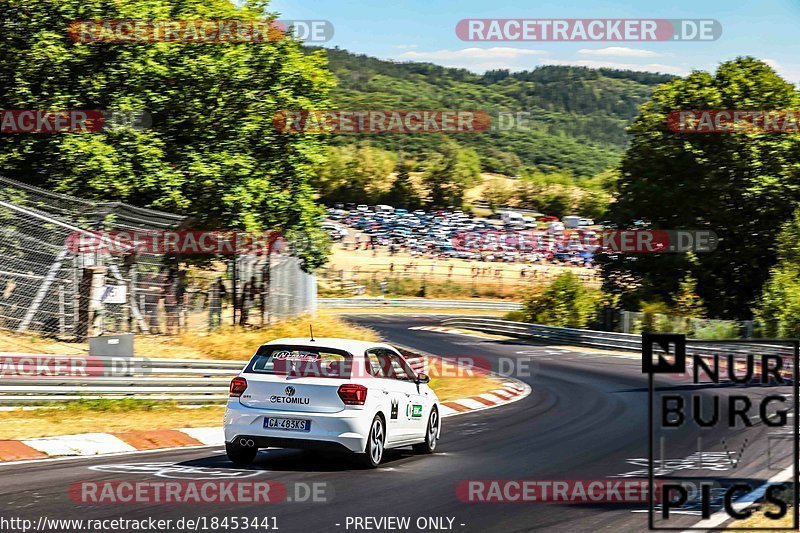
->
[0,444,225,468]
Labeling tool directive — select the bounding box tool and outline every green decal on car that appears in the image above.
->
[412,404,423,418]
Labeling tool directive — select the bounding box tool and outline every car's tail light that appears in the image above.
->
[338,384,368,405]
[230,377,247,397]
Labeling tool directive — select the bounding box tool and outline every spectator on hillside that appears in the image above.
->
[141,270,165,334]
[239,276,257,327]
[164,269,180,334]
[208,277,227,329]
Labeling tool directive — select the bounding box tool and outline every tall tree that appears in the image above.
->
[384,159,421,209]
[421,138,481,208]
[601,58,800,318]
[0,0,335,270]
[756,210,800,337]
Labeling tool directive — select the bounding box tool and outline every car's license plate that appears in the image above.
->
[263,417,311,432]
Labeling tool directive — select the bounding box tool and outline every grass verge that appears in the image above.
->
[0,361,502,439]
[0,317,507,440]
[727,501,794,530]
[316,307,509,317]
[167,314,380,360]
[415,351,508,401]
[0,399,224,440]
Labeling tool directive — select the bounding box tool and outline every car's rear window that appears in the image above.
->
[244,345,353,378]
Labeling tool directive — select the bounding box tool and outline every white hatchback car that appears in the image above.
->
[223,338,441,467]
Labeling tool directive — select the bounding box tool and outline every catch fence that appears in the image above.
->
[0,177,316,339]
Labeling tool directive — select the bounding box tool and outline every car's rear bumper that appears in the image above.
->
[223,400,370,453]
[227,435,354,453]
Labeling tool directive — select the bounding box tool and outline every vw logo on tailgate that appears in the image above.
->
[285,386,295,396]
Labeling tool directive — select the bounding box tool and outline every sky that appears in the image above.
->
[267,0,800,83]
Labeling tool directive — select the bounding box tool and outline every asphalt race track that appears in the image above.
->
[0,315,794,532]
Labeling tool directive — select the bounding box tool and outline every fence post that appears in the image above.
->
[128,266,136,333]
[621,311,632,334]
[140,294,146,332]
[231,253,238,326]
[73,258,79,337]
[58,284,65,336]
[75,266,107,340]
[267,253,272,325]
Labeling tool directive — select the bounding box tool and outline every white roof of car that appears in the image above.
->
[263,337,394,355]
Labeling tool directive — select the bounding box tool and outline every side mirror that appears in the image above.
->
[416,372,431,384]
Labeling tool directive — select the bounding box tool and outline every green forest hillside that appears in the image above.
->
[319,47,675,177]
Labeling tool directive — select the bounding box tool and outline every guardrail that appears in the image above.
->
[318,298,521,310]
[0,353,429,405]
[440,318,795,358]
[0,353,247,405]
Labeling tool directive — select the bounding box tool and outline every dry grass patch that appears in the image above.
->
[316,307,508,317]
[412,355,507,402]
[728,502,794,530]
[0,330,86,355]
[0,399,224,440]
[170,314,379,360]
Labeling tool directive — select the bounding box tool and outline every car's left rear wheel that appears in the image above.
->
[361,415,385,468]
[226,440,258,465]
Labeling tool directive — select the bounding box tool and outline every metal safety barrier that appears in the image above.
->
[0,353,248,405]
[317,298,521,310]
[440,318,795,358]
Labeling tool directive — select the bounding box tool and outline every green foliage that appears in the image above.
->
[601,57,800,319]
[692,322,740,340]
[315,143,397,204]
[502,310,527,322]
[512,169,613,218]
[673,275,707,318]
[422,138,481,208]
[0,0,335,270]
[54,398,178,412]
[385,160,422,210]
[483,178,514,211]
[638,300,673,333]
[522,272,601,328]
[756,210,800,337]
[319,47,673,178]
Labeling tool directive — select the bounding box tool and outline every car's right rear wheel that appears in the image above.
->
[361,415,385,468]
[226,440,257,465]
[413,407,439,454]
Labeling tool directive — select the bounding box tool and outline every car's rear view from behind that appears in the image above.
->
[224,338,440,468]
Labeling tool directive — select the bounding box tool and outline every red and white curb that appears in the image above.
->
[0,427,225,462]
[438,381,530,416]
[0,344,530,463]
[0,381,529,463]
